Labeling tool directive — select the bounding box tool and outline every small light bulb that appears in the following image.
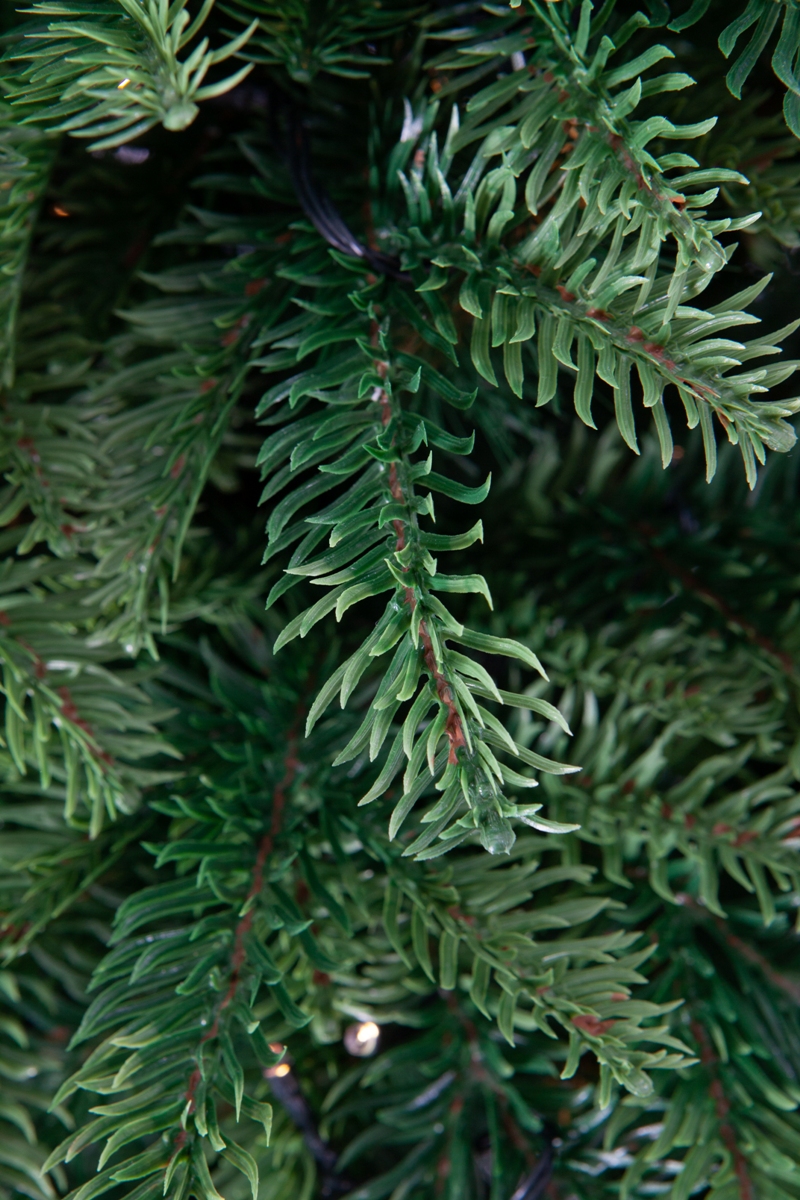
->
[344,1021,379,1057]
[118,78,131,89]
[265,1063,290,1078]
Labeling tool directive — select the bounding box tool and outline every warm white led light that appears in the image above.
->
[265,1062,291,1078]
[118,78,131,89]
[344,1021,380,1056]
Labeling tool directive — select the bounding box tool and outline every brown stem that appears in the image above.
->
[715,921,800,1005]
[181,728,300,1122]
[690,1020,754,1200]
[57,686,115,768]
[638,532,795,677]
[675,892,800,1010]
[377,385,467,764]
[0,616,116,773]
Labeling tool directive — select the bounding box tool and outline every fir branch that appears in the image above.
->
[508,615,800,921]
[1,207,273,654]
[0,872,121,1200]
[4,2,257,151]
[222,0,421,83]
[46,631,696,1200]
[376,59,799,485]
[2,3,800,1197]
[256,273,579,855]
[0,806,151,960]
[0,563,181,835]
[0,110,55,387]
[717,0,800,138]
[598,902,800,1197]
[0,967,70,1200]
[681,86,800,256]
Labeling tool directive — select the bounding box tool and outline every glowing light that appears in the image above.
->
[118,78,131,89]
[344,1021,380,1057]
[52,206,70,218]
[265,1063,290,1078]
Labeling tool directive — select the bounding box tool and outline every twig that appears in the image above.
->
[635,526,796,677]
[691,1020,754,1200]
[182,729,301,1119]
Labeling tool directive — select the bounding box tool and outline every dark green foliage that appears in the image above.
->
[2,2,800,1199]
[223,0,421,82]
[5,2,256,149]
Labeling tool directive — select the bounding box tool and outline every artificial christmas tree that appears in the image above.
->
[3,1,800,1197]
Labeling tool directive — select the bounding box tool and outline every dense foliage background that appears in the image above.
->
[4,2,800,1198]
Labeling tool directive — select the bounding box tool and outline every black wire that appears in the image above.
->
[272,1063,557,1200]
[268,1071,353,1198]
[508,1128,555,1200]
[285,114,412,283]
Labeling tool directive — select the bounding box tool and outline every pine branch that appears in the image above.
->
[598,902,800,1197]
[0,108,54,387]
[42,626,697,1200]
[4,2,257,151]
[0,797,152,959]
[222,0,421,83]
[255,271,581,855]
[717,0,800,138]
[469,572,800,921]
[0,560,181,835]
[380,38,799,485]
[2,3,800,1198]
[1,202,271,654]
